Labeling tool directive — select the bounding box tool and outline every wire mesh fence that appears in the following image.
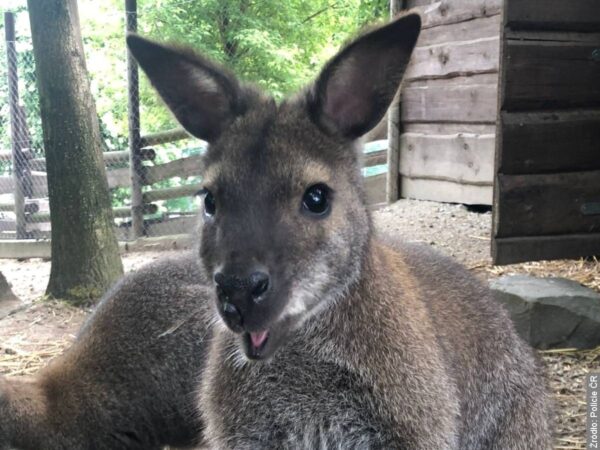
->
[0,2,389,250]
[0,6,209,243]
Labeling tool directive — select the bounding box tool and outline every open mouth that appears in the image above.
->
[244,330,269,359]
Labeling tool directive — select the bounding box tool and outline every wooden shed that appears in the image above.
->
[492,0,600,264]
[392,0,600,265]
[398,0,502,205]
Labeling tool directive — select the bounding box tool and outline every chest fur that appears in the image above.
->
[199,333,395,449]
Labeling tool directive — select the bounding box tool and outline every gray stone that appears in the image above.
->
[0,271,17,301]
[490,275,600,350]
[0,270,21,319]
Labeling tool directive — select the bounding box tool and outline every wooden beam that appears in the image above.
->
[505,0,600,32]
[144,154,204,185]
[503,32,600,111]
[399,132,495,184]
[0,239,51,259]
[365,173,386,205]
[2,166,140,191]
[137,215,198,238]
[142,183,203,203]
[363,140,388,152]
[0,148,33,162]
[102,150,131,165]
[115,203,158,217]
[404,123,496,134]
[28,158,45,171]
[493,233,600,265]
[364,150,387,168]
[402,74,498,123]
[29,149,156,171]
[139,128,190,147]
[495,171,600,238]
[25,204,158,222]
[0,234,194,259]
[0,172,47,196]
[499,109,600,174]
[0,201,39,213]
[417,14,501,47]
[119,233,193,253]
[0,219,17,232]
[104,148,155,163]
[405,36,499,81]
[406,0,431,6]
[401,176,492,205]
[411,0,502,29]
[109,148,156,164]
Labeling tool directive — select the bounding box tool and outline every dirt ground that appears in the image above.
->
[1,198,598,449]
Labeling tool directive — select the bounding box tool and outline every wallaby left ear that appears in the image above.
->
[308,13,421,139]
[127,34,249,143]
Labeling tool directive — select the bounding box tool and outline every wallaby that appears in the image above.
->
[128,11,552,450]
[0,253,213,450]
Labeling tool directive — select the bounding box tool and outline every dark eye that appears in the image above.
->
[204,190,216,216]
[302,183,330,216]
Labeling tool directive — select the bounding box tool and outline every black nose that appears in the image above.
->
[214,271,270,330]
[214,271,270,302]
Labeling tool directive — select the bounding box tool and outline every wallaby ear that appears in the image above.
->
[308,13,421,139]
[126,34,247,142]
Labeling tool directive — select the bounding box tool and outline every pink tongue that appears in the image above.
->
[250,331,268,348]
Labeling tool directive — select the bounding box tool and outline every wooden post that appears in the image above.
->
[386,0,404,204]
[4,12,26,239]
[125,0,144,238]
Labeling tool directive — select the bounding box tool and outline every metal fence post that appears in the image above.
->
[5,12,27,239]
[386,0,404,204]
[125,0,144,238]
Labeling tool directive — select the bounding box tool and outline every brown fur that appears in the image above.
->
[0,12,552,450]
[0,254,213,449]
[126,11,552,449]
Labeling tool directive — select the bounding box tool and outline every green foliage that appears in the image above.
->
[0,0,388,211]
[79,0,388,137]
[139,0,388,100]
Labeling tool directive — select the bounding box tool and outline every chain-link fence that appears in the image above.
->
[0,2,389,251]
[0,6,209,244]
[0,11,44,241]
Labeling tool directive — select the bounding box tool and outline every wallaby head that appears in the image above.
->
[127,13,421,361]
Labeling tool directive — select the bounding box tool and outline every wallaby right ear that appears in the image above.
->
[127,34,247,142]
[308,13,421,139]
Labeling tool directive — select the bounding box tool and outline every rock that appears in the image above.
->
[0,271,18,301]
[490,275,600,350]
[0,271,21,319]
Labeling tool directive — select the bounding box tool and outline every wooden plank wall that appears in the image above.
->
[400,0,502,204]
[492,0,600,264]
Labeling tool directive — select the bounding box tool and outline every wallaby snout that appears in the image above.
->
[215,270,271,331]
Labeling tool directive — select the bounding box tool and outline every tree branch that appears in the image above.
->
[302,2,341,24]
